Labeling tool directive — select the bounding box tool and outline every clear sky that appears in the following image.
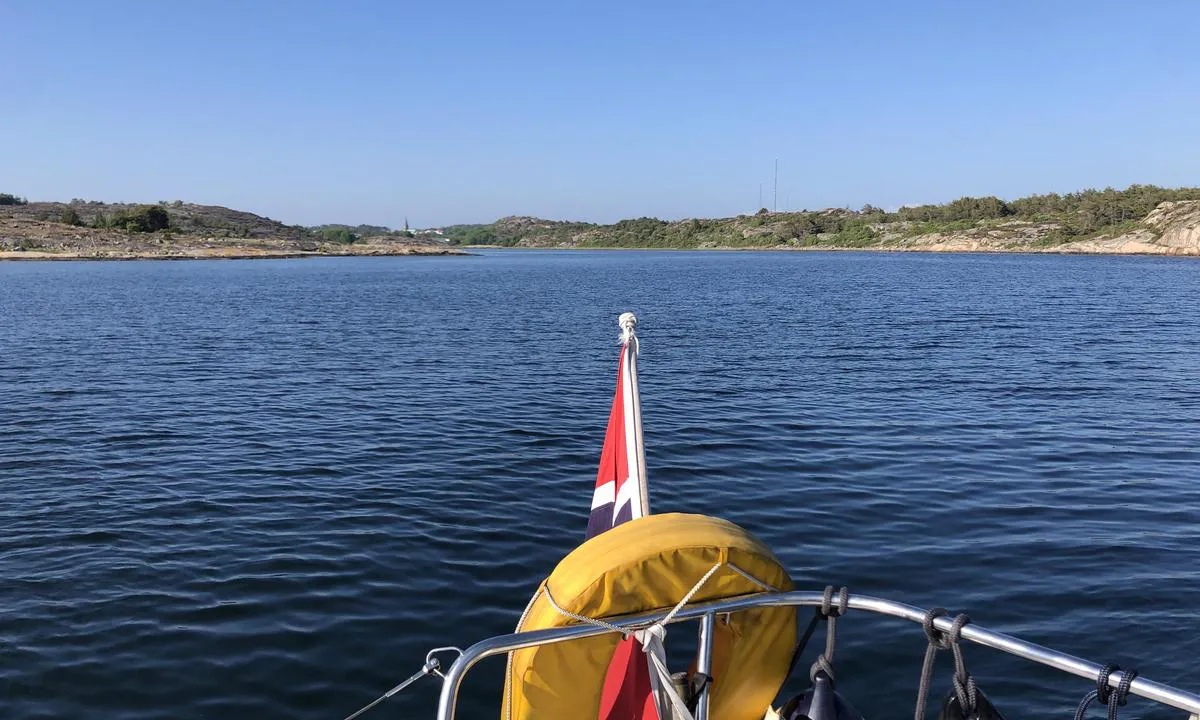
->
[3,0,1199,228]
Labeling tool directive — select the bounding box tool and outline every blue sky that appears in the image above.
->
[3,0,1198,227]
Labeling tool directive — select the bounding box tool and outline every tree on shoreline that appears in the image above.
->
[95,205,171,232]
[318,227,360,244]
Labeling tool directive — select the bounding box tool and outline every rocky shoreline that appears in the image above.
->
[7,196,1200,259]
[0,200,464,261]
[0,246,464,262]
[465,242,1200,256]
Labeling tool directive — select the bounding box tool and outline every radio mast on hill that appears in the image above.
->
[774,159,778,212]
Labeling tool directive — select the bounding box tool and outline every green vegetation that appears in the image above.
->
[311,223,390,239]
[5,185,1197,255]
[60,207,83,226]
[442,185,1200,249]
[126,205,170,232]
[317,227,361,244]
[893,185,1200,239]
[95,205,171,232]
[443,226,503,245]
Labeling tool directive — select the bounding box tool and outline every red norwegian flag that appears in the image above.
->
[586,314,648,539]
[587,314,657,720]
[599,635,660,720]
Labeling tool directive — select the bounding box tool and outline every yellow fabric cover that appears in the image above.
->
[502,513,796,720]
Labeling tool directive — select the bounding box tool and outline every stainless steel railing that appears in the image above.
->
[435,590,1200,719]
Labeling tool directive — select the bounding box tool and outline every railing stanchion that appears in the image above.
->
[695,612,716,720]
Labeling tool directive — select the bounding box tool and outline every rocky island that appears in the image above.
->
[441,185,1200,256]
[0,196,462,261]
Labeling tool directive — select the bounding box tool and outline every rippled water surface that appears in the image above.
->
[2,251,1199,719]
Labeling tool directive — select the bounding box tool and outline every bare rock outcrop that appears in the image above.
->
[1143,200,1200,250]
[1058,200,1200,255]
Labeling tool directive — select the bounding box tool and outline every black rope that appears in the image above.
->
[1109,668,1138,720]
[945,614,977,715]
[1073,664,1138,720]
[809,586,849,683]
[1073,664,1116,720]
[786,613,823,678]
[915,609,978,720]
[914,608,947,720]
[786,586,849,683]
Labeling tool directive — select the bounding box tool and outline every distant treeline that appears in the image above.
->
[35,203,172,232]
[308,224,415,244]
[889,184,1200,231]
[0,193,29,206]
[90,205,171,232]
[442,185,1200,249]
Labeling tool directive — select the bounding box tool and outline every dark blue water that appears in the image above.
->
[2,251,1198,719]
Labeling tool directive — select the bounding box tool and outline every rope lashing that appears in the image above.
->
[618,311,640,353]
[809,586,850,683]
[1072,664,1115,720]
[635,561,725,720]
[914,607,948,720]
[659,561,724,627]
[541,561,727,720]
[946,614,978,716]
[542,585,631,637]
[1074,664,1139,720]
[914,609,973,720]
[537,560,779,720]
[785,585,849,680]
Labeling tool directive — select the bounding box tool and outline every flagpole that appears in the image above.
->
[618,312,650,517]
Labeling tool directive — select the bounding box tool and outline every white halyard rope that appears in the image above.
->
[659,562,724,626]
[635,562,723,720]
[543,585,632,636]
[641,628,696,720]
[618,311,639,350]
